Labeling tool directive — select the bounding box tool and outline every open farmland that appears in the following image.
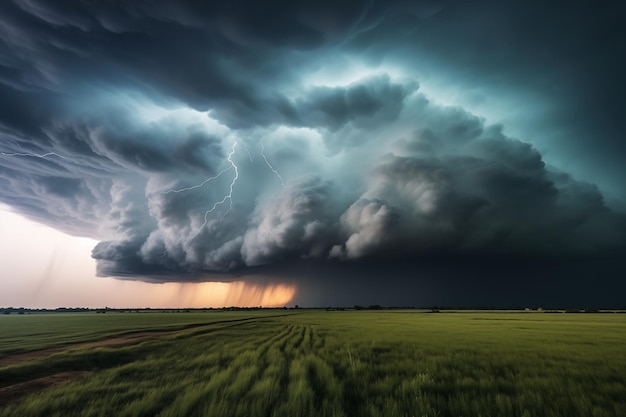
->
[1,311,625,417]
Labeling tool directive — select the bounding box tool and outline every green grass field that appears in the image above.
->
[1,311,625,417]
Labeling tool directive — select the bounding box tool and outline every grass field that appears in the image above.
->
[1,310,625,417]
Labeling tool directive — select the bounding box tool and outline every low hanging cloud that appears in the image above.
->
[1,1,624,285]
[64,92,626,277]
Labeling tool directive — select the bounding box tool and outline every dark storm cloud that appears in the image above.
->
[89,92,626,277]
[348,0,626,199]
[296,75,418,132]
[241,177,338,265]
[1,1,624,304]
[1,0,414,127]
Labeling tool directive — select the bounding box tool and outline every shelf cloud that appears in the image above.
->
[1,1,624,305]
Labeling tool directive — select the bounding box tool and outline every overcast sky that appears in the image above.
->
[1,0,624,308]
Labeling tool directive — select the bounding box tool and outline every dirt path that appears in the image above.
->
[0,371,88,407]
[0,314,295,369]
[0,332,165,407]
[0,314,297,408]
[0,331,165,368]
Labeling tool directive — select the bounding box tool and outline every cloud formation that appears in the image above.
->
[1,1,624,293]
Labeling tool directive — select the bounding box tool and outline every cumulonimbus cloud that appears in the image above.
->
[0,1,624,284]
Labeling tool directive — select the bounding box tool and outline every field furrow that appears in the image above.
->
[1,311,625,417]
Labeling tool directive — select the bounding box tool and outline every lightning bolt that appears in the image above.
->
[1,151,68,160]
[201,140,239,226]
[244,143,254,162]
[260,139,285,187]
[157,139,241,229]
[161,166,232,195]
[157,135,286,231]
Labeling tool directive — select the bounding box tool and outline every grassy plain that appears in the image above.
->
[0,310,625,417]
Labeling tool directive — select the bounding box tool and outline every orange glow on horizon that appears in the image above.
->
[0,207,297,309]
[161,281,297,308]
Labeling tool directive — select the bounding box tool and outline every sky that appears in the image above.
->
[1,0,625,308]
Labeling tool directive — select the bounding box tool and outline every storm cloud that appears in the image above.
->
[1,1,624,305]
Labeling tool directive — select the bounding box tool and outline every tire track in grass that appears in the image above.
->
[156,332,265,417]
[160,320,297,417]
[265,324,304,416]
[220,324,296,416]
[235,324,301,416]
[283,325,307,357]
[0,313,297,369]
[273,325,348,417]
[253,324,306,416]
[302,325,313,352]
[304,354,345,417]
[0,314,298,411]
[246,346,286,416]
[312,327,326,351]
[298,326,345,416]
[274,357,316,417]
[276,325,297,353]
[223,323,294,402]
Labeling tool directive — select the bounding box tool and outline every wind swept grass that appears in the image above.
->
[1,311,625,416]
